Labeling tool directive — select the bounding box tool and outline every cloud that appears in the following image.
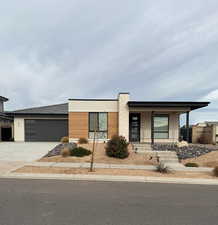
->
[0,0,218,124]
[201,89,218,101]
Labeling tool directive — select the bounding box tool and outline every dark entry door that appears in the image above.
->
[25,119,68,142]
[129,113,140,142]
[1,127,12,141]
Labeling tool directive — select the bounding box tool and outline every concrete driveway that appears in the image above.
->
[0,142,58,175]
[0,142,58,162]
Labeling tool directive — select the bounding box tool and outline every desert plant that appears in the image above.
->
[61,147,71,157]
[60,136,69,143]
[70,147,91,157]
[156,163,171,173]
[213,166,218,177]
[105,135,129,159]
[78,137,89,144]
[185,162,199,167]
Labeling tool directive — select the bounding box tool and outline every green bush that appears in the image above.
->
[70,147,91,157]
[105,135,129,159]
[78,137,89,144]
[60,136,69,143]
[156,163,171,173]
[185,162,199,167]
[213,166,218,177]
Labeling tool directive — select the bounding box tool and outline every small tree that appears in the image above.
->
[90,114,97,172]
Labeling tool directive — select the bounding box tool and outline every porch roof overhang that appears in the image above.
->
[127,101,210,111]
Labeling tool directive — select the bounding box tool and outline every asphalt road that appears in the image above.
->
[0,179,217,225]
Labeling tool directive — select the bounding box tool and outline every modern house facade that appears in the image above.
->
[69,93,210,143]
[0,92,209,143]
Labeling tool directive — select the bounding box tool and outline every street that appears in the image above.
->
[0,179,217,225]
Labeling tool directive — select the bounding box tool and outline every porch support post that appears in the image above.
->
[186,111,190,143]
[151,111,154,145]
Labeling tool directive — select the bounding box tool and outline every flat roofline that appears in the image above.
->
[68,98,117,101]
[0,96,9,102]
[128,101,210,111]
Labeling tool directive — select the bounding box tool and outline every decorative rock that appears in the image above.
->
[152,143,218,160]
[44,142,77,157]
[176,141,189,148]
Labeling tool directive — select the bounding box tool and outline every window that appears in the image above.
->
[89,112,108,139]
[153,115,169,139]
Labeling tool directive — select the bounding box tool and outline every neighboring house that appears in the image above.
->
[8,103,68,142]
[68,93,209,143]
[0,96,13,141]
[192,121,218,144]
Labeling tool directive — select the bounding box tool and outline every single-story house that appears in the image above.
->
[68,93,210,143]
[2,92,210,143]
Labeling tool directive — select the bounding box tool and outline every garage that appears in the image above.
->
[25,119,68,142]
[9,103,68,142]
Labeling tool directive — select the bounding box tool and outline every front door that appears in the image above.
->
[129,113,140,142]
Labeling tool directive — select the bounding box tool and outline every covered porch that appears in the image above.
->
[127,101,210,144]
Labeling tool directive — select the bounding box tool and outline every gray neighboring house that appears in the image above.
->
[8,103,68,142]
[0,96,13,141]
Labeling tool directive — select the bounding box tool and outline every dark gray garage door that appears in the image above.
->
[25,119,68,142]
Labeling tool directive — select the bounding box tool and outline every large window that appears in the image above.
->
[89,112,108,139]
[153,115,169,139]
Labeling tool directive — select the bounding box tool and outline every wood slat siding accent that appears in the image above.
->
[108,112,118,139]
[69,112,88,138]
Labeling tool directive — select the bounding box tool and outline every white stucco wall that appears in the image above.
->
[139,112,180,142]
[14,118,25,142]
[118,93,130,141]
[69,100,118,112]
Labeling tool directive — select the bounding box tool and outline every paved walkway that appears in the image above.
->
[25,161,213,172]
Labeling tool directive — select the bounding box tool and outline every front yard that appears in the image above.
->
[39,143,157,165]
[14,140,217,181]
[182,151,218,168]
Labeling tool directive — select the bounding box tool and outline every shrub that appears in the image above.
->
[213,166,218,177]
[60,136,69,143]
[78,137,88,144]
[61,147,71,157]
[70,147,91,157]
[156,163,171,174]
[185,162,199,167]
[105,135,129,159]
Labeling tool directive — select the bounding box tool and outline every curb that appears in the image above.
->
[1,173,218,186]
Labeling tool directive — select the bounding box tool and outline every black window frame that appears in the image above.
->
[152,114,169,139]
[88,112,108,139]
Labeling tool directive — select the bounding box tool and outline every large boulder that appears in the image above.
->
[176,141,189,148]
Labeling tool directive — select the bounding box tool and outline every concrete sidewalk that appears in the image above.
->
[24,161,213,172]
[2,172,218,186]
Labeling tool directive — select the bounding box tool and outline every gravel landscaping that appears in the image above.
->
[152,143,218,160]
[44,142,77,157]
[182,151,218,168]
[40,143,157,165]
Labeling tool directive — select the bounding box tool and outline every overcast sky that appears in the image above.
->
[1,0,218,124]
